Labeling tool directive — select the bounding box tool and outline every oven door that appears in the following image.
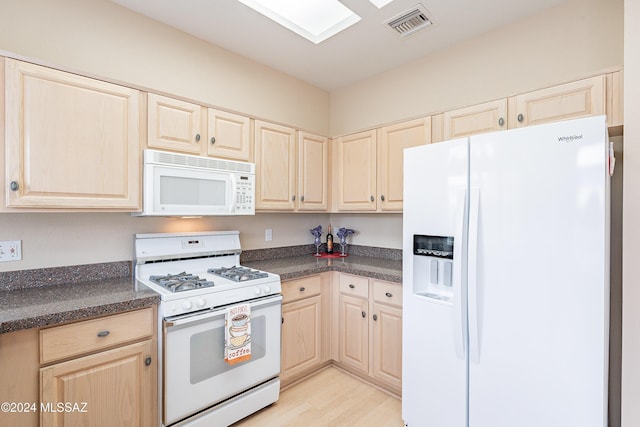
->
[163,295,282,426]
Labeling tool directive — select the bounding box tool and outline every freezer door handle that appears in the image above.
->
[468,187,480,363]
[452,188,467,360]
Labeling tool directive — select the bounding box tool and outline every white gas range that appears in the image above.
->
[134,231,282,427]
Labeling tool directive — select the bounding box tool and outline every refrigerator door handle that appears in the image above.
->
[468,186,480,363]
[452,188,468,359]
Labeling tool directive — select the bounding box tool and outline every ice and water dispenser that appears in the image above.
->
[412,234,454,303]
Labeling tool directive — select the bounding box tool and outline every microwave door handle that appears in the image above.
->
[229,175,237,213]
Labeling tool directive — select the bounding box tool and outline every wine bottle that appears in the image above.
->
[326,224,334,254]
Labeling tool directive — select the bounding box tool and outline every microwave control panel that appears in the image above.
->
[234,174,255,214]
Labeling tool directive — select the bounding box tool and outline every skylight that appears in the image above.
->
[369,0,394,8]
[237,0,361,44]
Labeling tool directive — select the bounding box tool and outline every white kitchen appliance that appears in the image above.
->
[134,231,281,427]
[133,149,255,217]
[402,115,611,427]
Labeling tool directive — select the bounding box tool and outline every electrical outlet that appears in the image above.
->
[0,240,22,262]
[265,229,273,242]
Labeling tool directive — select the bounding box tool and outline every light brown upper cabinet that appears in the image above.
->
[207,109,252,161]
[147,94,252,162]
[433,73,619,143]
[377,117,431,211]
[254,120,297,210]
[606,70,623,133]
[3,58,141,210]
[335,130,378,211]
[147,93,203,154]
[335,117,430,212]
[297,132,329,211]
[507,75,606,128]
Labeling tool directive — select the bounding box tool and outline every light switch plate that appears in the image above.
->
[0,240,22,262]
[265,229,273,241]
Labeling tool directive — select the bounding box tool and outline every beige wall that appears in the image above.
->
[622,0,640,425]
[330,0,624,136]
[0,0,330,136]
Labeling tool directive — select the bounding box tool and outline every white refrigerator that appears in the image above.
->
[402,115,611,427]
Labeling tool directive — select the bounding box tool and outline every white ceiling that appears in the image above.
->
[110,0,569,91]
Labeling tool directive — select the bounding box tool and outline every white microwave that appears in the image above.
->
[134,149,255,217]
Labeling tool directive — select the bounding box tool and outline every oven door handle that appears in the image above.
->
[164,294,282,328]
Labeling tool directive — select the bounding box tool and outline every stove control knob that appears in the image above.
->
[263,286,271,294]
[197,298,206,307]
[184,301,193,310]
[255,288,262,296]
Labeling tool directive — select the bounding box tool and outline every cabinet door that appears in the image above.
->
[207,109,251,161]
[338,294,369,373]
[297,132,328,211]
[606,70,623,131]
[378,118,430,211]
[254,120,296,210]
[372,303,402,390]
[40,340,155,427]
[281,295,322,383]
[442,99,507,140]
[336,130,377,211]
[508,75,606,128]
[5,59,140,209]
[147,93,203,154]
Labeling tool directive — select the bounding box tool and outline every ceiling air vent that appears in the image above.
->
[385,4,433,37]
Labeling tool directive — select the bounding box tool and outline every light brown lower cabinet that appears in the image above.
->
[280,274,330,386]
[336,273,403,394]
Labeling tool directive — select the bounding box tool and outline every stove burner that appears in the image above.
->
[149,272,215,293]
[207,266,269,282]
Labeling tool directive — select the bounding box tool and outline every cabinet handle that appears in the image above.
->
[145,356,152,366]
[517,113,524,123]
[195,133,201,142]
[361,311,366,318]
[281,317,284,324]
[97,330,110,338]
[381,195,385,201]
[301,195,305,202]
[9,181,19,192]
[211,136,216,145]
[299,287,306,292]
[385,292,393,298]
[498,117,505,127]
[373,314,378,321]
[349,284,355,289]
[370,195,374,202]
[291,195,296,201]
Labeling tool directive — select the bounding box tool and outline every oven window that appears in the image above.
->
[189,314,266,384]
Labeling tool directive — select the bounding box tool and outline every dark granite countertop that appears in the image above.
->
[244,254,402,283]
[0,275,159,334]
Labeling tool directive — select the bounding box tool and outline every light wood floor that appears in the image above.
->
[232,366,403,427]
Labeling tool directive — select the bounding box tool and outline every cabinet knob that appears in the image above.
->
[361,311,366,318]
[9,181,19,192]
[517,113,524,123]
[195,133,201,142]
[301,195,305,202]
[349,284,355,289]
[291,195,296,201]
[385,292,393,298]
[370,196,374,202]
[498,117,505,127]
[380,195,385,201]
[299,287,306,292]
[144,356,152,367]
[373,314,378,321]
[211,136,216,145]
[97,330,110,338]
[281,317,284,324]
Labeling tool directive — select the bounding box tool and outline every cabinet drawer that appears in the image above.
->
[373,281,403,307]
[339,274,369,299]
[282,275,322,304]
[40,308,154,364]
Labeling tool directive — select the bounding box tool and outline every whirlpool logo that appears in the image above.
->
[557,134,583,142]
